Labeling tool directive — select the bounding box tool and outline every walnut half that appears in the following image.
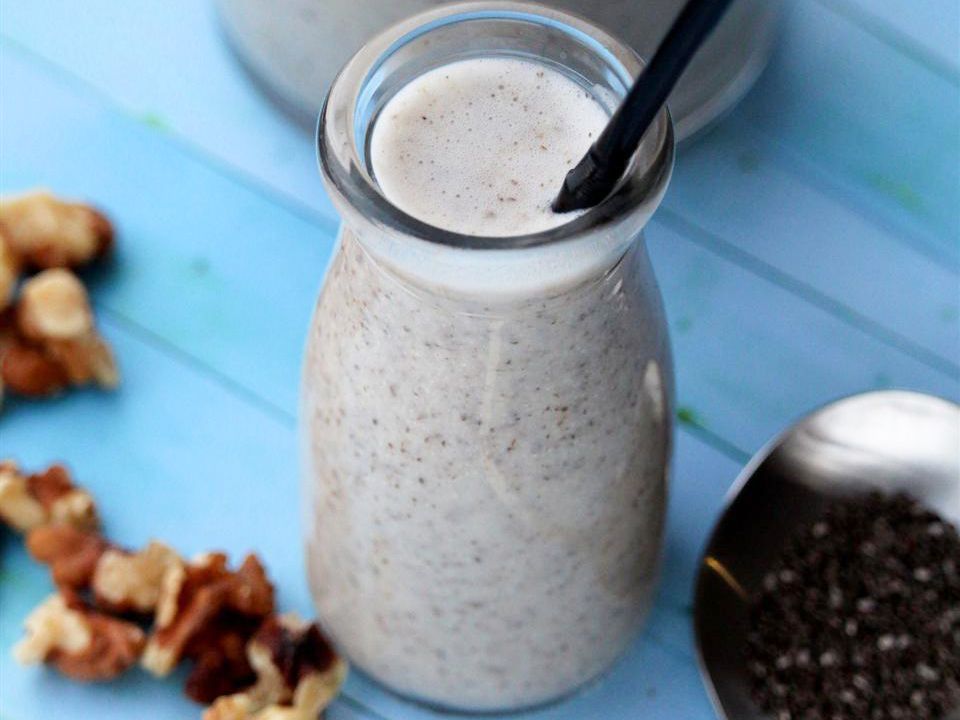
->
[204,614,348,720]
[26,522,183,617]
[0,230,19,312]
[142,552,275,677]
[0,461,99,533]
[0,190,113,270]
[92,541,183,614]
[16,269,119,389]
[1,304,65,400]
[0,460,47,532]
[27,524,110,590]
[14,591,145,681]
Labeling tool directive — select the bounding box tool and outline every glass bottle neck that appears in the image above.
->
[319,1,674,298]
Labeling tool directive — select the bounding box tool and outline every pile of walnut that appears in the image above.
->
[0,461,348,719]
[0,190,119,403]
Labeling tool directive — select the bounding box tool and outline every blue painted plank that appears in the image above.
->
[0,321,383,720]
[739,0,960,264]
[3,9,953,635]
[0,46,740,711]
[3,0,956,262]
[0,45,335,419]
[827,0,959,77]
[4,40,957,463]
[668,124,960,367]
[0,3,957,718]
[0,0,336,221]
[648,219,960,455]
[0,325,732,720]
[4,0,956,376]
[0,37,734,717]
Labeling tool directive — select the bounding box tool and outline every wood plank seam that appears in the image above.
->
[808,0,960,85]
[748,125,960,271]
[98,305,296,429]
[5,33,954,461]
[657,208,960,379]
[0,34,342,240]
[673,419,751,463]
[3,29,954,277]
[98,298,755,467]
[4,33,956,374]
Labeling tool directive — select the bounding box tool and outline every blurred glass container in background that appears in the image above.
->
[216,0,782,142]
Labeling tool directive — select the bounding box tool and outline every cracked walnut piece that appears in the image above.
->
[93,541,183,614]
[18,267,93,339]
[14,591,145,681]
[26,521,182,615]
[27,524,111,590]
[185,616,261,704]
[0,339,69,397]
[0,306,68,397]
[0,461,99,533]
[0,460,46,532]
[0,229,18,311]
[143,553,275,677]
[16,269,119,389]
[0,190,113,270]
[204,615,348,720]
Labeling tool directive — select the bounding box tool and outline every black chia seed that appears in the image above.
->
[746,492,960,719]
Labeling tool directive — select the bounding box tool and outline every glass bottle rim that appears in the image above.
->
[317,0,675,251]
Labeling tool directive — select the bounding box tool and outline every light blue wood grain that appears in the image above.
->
[2,34,957,716]
[668,122,960,369]
[0,46,738,717]
[0,322,733,720]
[0,45,334,419]
[5,41,958,466]
[1,1,958,719]
[0,0,337,221]
[4,0,955,372]
[739,0,960,264]
[0,6,330,227]
[0,37,734,718]
[824,0,959,77]
[648,221,959,454]
[6,0,956,264]
[0,321,368,720]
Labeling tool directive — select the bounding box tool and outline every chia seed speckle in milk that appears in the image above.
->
[303,56,673,710]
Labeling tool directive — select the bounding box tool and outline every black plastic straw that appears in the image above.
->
[552,0,735,213]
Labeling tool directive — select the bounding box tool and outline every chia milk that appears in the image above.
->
[303,53,672,711]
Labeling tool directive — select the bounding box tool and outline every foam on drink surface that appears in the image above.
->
[370,57,609,237]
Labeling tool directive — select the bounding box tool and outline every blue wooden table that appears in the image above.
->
[0,1,957,718]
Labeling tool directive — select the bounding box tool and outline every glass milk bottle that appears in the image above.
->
[302,2,674,711]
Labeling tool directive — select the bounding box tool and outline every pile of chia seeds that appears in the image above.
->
[746,492,960,719]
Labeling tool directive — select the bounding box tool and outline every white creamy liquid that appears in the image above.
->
[370,58,608,236]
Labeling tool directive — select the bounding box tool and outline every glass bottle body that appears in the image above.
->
[302,3,675,710]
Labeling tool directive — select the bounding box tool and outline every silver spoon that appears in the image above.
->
[693,390,960,719]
